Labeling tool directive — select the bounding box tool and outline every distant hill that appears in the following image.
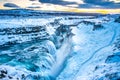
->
[0,9,106,17]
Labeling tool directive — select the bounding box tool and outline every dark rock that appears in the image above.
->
[114,37,120,50]
[93,24,104,31]
[0,69,7,79]
[0,26,46,35]
[97,72,120,80]
[8,76,13,79]
[105,55,120,63]
[54,24,73,49]
[105,72,120,80]
[67,17,80,20]
[82,21,94,25]
[55,24,72,37]
[25,74,51,80]
[0,70,7,74]
[21,74,25,79]
[115,16,120,23]
[0,26,50,49]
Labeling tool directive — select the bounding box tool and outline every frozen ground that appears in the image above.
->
[0,10,120,80]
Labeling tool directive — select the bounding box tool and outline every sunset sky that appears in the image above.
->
[0,0,120,14]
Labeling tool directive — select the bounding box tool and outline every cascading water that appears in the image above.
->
[0,24,58,79]
[0,19,73,80]
[0,41,57,80]
[50,34,73,79]
[1,10,120,80]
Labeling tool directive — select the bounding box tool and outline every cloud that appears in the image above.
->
[27,6,41,8]
[2,0,120,10]
[39,0,77,5]
[83,0,112,5]
[66,4,79,8]
[29,0,37,1]
[78,4,99,8]
[82,0,120,8]
[3,3,20,8]
[38,0,120,8]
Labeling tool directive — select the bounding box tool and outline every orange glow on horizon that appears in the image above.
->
[0,0,120,14]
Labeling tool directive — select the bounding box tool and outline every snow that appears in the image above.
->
[57,15,120,80]
[0,11,120,80]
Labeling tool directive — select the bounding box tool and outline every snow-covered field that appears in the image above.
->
[0,10,120,80]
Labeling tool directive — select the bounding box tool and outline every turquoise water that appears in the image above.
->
[0,40,56,74]
[0,54,14,65]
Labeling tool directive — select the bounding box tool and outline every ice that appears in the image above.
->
[0,10,120,80]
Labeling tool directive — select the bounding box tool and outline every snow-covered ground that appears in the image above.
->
[57,15,120,80]
[0,10,120,80]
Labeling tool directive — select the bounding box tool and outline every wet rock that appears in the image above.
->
[114,37,120,50]
[67,17,80,20]
[115,16,120,23]
[105,55,120,63]
[98,72,120,80]
[53,24,73,49]
[0,26,50,49]
[8,76,13,79]
[105,72,120,80]
[0,26,46,35]
[0,69,7,79]
[92,63,120,80]
[50,19,60,26]
[93,24,104,31]
[25,74,51,80]
[81,21,94,25]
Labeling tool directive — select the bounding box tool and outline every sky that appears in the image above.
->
[0,0,120,14]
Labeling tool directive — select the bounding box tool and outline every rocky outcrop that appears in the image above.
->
[93,24,104,31]
[0,26,50,49]
[115,16,120,23]
[105,55,120,63]
[0,17,74,80]
[0,26,46,35]
[97,72,120,80]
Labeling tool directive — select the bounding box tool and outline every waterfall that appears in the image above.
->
[49,35,73,79]
[0,40,57,80]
